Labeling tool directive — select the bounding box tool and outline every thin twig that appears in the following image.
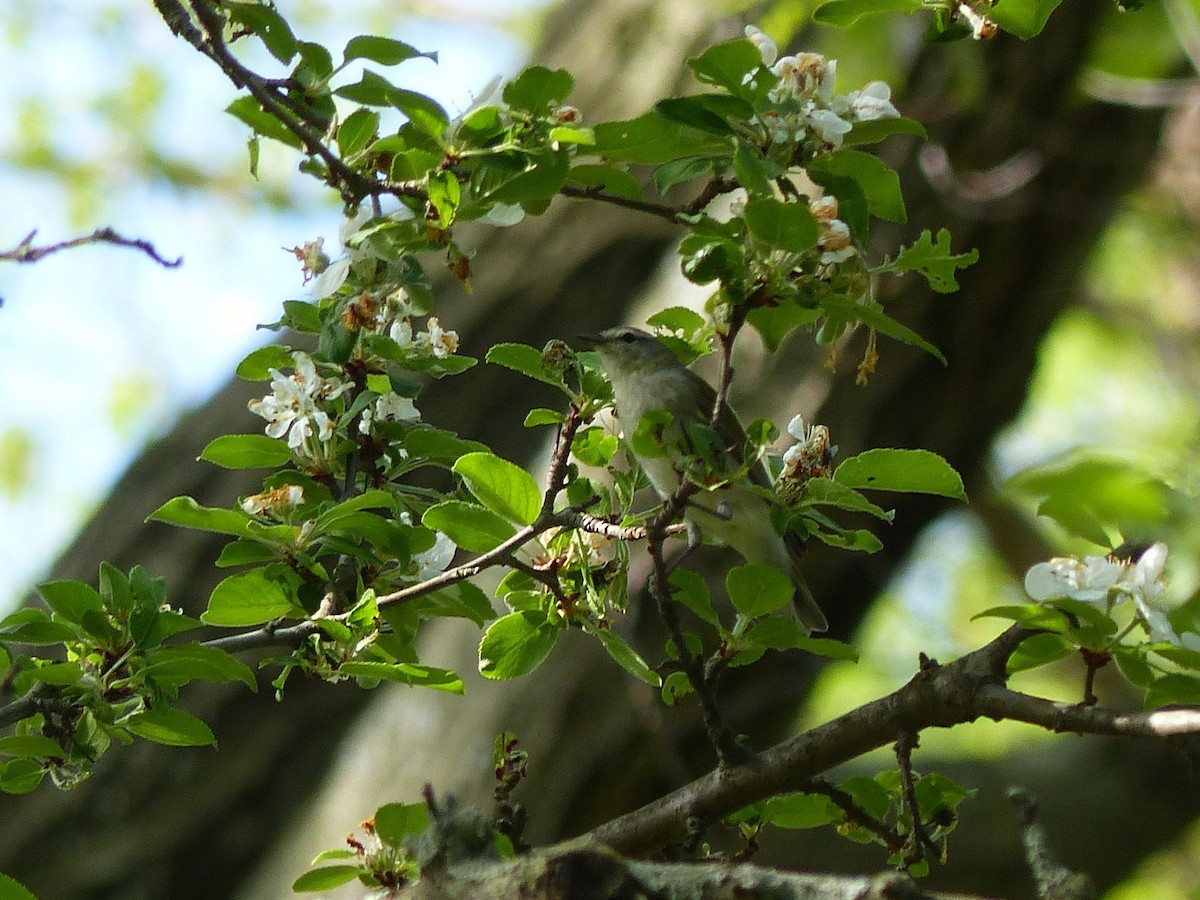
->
[894,732,940,865]
[0,228,182,268]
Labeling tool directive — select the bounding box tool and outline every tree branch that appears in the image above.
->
[581,626,1200,856]
[0,228,182,268]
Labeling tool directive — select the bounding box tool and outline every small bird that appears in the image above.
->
[583,326,828,633]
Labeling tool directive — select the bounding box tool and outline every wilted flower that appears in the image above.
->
[241,484,304,516]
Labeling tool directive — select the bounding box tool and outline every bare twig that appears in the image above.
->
[0,228,182,268]
[894,731,940,865]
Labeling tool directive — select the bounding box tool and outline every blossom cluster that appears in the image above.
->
[744,25,899,151]
[1024,542,1184,645]
[248,351,350,457]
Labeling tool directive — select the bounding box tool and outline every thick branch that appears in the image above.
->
[581,626,1200,855]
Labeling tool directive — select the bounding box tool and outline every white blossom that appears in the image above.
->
[845,81,899,121]
[1024,542,1177,641]
[247,352,349,450]
[414,531,457,579]
[806,106,853,147]
[744,24,778,67]
[308,207,374,297]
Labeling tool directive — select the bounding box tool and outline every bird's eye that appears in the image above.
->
[619,332,637,343]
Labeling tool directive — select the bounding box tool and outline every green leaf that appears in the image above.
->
[422,501,515,553]
[0,608,78,645]
[989,0,1063,38]
[799,478,894,521]
[292,866,362,893]
[215,539,276,568]
[0,734,65,759]
[334,69,398,106]
[744,197,819,253]
[571,427,619,467]
[37,580,103,625]
[808,149,905,224]
[224,2,297,63]
[1145,674,1200,709]
[655,95,749,136]
[454,452,541,525]
[375,801,432,845]
[141,644,258,691]
[30,661,84,686]
[973,604,1071,632]
[1005,454,1172,546]
[566,164,644,202]
[337,661,464,693]
[1006,632,1075,674]
[661,670,693,705]
[343,35,435,66]
[524,408,566,427]
[878,228,978,293]
[236,344,294,380]
[0,871,39,900]
[812,0,923,27]
[764,792,843,828]
[669,568,720,626]
[834,449,966,500]
[125,705,216,747]
[503,66,574,113]
[844,116,927,147]
[147,496,257,538]
[337,108,379,157]
[593,628,661,686]
[0,758,45,794]
[687,38,764,98]
[478,611,559,679]
[199,434,292,470]
[203,568,302,627]
[225,97,302,148]
[726,564,793,618]
[591,111,729,164]
[822,296,945,364]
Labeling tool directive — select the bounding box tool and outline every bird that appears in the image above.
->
[583,326,827,633]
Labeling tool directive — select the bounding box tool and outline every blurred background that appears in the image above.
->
[2,0,1200,897]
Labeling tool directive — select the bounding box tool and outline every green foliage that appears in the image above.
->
[0,564,251,790]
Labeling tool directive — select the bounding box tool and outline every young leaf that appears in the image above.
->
[337,108,380,157]
[203,568,303,627]
[292,866,362,893]
[593,628,661,686]
[813,0,924,27]
[744,197,819,253]
[834,448,967,500]
[503,66,574,113]
[199,434,292,470]
[808,149,906,224]
[37,580,103,625]
[479,611,559,679]
[877,228,978,293]
[125,705,216,747]
[453,452,541,525]
[726,564,793,618]
[343,35,435,66]
[422,501,515,553]
[375,801,432,845]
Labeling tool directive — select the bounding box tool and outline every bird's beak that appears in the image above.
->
[577,333,602,347]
